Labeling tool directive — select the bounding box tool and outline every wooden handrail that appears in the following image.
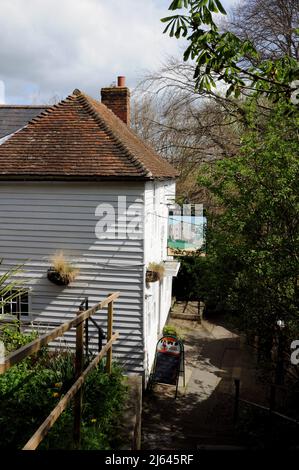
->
[106,293,114,374]
[0,292,120,374]
[22,332,119,450]
[239,397,299,425]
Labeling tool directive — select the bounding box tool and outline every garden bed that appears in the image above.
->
[0,325,128,450]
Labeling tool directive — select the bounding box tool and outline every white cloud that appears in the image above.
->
[0,81,5,104]
[222,0,240,8]
[0,0,181,104]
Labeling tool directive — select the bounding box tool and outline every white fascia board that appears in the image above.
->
[163,260,181,277]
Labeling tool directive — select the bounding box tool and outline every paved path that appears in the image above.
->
[141,314,267,450]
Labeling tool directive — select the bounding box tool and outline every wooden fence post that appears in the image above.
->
[84,298,89,358]
[73,309,84,448]
[85,318,89,358]
[106,296,113,374]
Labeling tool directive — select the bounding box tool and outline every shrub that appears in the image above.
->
[162,324,184,341]
[0,324,38,353]
[172,254,204,301]
[172,252,238,315]
[0,327,127,450]
[40,363,127,450]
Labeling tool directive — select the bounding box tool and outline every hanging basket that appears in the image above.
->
[146,270,160,284]
[47,268,70,286]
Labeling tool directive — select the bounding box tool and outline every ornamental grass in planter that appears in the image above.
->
[146,262,165,284]
[47,251,79,286]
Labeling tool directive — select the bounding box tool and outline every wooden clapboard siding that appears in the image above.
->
[143,180,176,378]
[0,181,145,373]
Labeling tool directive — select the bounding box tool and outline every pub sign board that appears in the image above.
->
[149,335,185,398]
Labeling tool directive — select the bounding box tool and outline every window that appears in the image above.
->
[0,289,29,317]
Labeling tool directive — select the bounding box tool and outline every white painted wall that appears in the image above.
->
[143,180,176,379]
[0,181,145,373]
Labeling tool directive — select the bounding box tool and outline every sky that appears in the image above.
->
[0,0,239,104]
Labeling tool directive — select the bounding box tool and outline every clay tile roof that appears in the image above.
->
[0,90,178,181]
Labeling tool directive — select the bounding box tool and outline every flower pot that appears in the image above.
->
[146,270,160,284]
[47,268,69,286]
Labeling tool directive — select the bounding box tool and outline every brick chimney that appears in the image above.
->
[101,76,130,125]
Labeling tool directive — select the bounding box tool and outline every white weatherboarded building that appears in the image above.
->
[0,80,179,381]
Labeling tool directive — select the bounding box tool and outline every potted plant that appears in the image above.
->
[146,262,165,284]
[47,251,79,286]
[162,324,184,341]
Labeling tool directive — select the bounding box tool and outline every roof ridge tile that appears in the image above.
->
[84,93,178,178]
[0,88,178,180]
[76,91,152,178]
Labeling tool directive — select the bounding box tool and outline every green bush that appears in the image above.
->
[0,324,38,353]
[0,364,60,448]
[41,363,127,450]
[172,253,236,314]
[172,254,205,301]
[162,324,184,341]
[0,327,127,450]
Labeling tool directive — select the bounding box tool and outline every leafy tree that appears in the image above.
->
[162,0,299,102]
[198,101,299,350]
[133,1,298,205]
[155,1,299,379]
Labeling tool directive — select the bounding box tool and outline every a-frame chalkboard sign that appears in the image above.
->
[148,335,185,398]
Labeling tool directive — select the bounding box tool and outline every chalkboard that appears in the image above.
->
[150,335,184,397]
[153,352,180,385]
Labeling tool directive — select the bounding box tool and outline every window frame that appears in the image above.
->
[0,287,31,320]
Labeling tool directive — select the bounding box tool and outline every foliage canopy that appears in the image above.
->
[162,0,299,103]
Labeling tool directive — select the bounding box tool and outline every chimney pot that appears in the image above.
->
[101,76,130,125]
[117,76,126,87]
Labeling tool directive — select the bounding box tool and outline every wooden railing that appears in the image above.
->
[233,378,299,426]
[0,292,120,450]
